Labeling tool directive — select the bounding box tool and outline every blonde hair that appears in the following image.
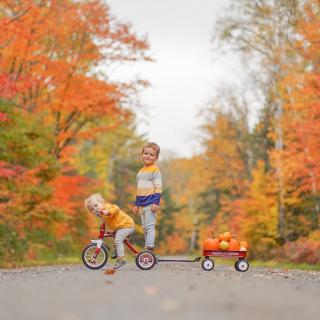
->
[142,142,160,158]
[84,193,105,213]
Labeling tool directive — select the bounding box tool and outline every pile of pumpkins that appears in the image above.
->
[203,231,248,252]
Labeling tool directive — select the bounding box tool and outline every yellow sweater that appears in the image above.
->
[102,203,135,231]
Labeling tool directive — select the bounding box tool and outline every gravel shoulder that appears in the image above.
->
[1,261,320,320]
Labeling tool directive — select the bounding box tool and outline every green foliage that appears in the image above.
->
[196,187,221,223]
[157,188,184,241]
[0,224,27,265]
[75,118,145,209]
[0,100,62,266]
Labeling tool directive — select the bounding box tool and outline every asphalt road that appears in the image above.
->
[1,260,320,320]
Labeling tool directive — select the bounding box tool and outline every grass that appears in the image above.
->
[0,255,81,269]
[208,257,320,271]
[250,260,320,271]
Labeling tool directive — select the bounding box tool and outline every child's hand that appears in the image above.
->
[101,209,110,216]
[151,204,159,213]
[133,206,139,215]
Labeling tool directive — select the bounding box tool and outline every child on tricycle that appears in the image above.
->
[84,193,135,269]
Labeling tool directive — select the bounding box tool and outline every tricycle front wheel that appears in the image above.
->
[82,244,108,270]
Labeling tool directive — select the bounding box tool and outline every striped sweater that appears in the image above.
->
[135,164,162,206]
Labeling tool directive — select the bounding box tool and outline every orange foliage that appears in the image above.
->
[49,174,96,239]
[0,0,150,157]
[164,234,188,255]
[278,0,320,208]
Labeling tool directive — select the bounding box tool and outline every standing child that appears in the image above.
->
[84,193,135,269]
[134,142,162,251]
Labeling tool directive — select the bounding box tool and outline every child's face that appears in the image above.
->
[142,147,158,166]
[92,202,104,216]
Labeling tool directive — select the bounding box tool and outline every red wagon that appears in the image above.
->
[201,249,249,272]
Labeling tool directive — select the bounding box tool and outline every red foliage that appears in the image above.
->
[0,112,9,122]
[0,161,24,179]
[0,74,18,99]
[280,238,320,264]
[49,173,98,239]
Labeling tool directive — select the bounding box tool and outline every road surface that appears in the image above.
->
[1,260,320,320]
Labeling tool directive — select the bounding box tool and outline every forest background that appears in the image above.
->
[1,0,320,268]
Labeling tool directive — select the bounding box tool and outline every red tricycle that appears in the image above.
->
[82,223,141,270]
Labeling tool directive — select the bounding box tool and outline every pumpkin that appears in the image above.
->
[228,238,240,251]
[203,238,220,250]
[219,240,229,251]
[223,232,232,242]
[239,241,249,249]
[218,233,225,241]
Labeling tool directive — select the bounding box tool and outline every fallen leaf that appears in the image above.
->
[104,269,116,275]
[144,286,158,296]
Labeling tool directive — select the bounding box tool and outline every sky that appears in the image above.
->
[106,0,244,158]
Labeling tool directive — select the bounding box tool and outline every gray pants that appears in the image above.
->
[115,227,135,257]
[139,205,156,248]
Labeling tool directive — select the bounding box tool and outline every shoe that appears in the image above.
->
[143,246,154,251]
[111,251,117,259]
[113,259,127,270]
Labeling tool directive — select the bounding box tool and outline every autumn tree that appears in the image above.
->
[213,0,303,240]
[0,0,151,159]
[279,0,320,233]
[197,91,253,235]
[0,100,60,265]
[0,0,151,265]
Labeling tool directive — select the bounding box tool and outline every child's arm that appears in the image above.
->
[153,169,162,202]
[152,169,162,213]
[103,204,120,217]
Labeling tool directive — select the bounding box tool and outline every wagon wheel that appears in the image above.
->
[235,259,249,272]
[201,258,214,271]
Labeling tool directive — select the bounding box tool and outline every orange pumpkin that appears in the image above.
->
[203,238,220,250]
[228,238,240,251]
[219,231,232,242]
[239,241,249,249]
[223,232,232,242]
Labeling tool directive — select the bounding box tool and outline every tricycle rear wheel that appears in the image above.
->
[135,250,157,270]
